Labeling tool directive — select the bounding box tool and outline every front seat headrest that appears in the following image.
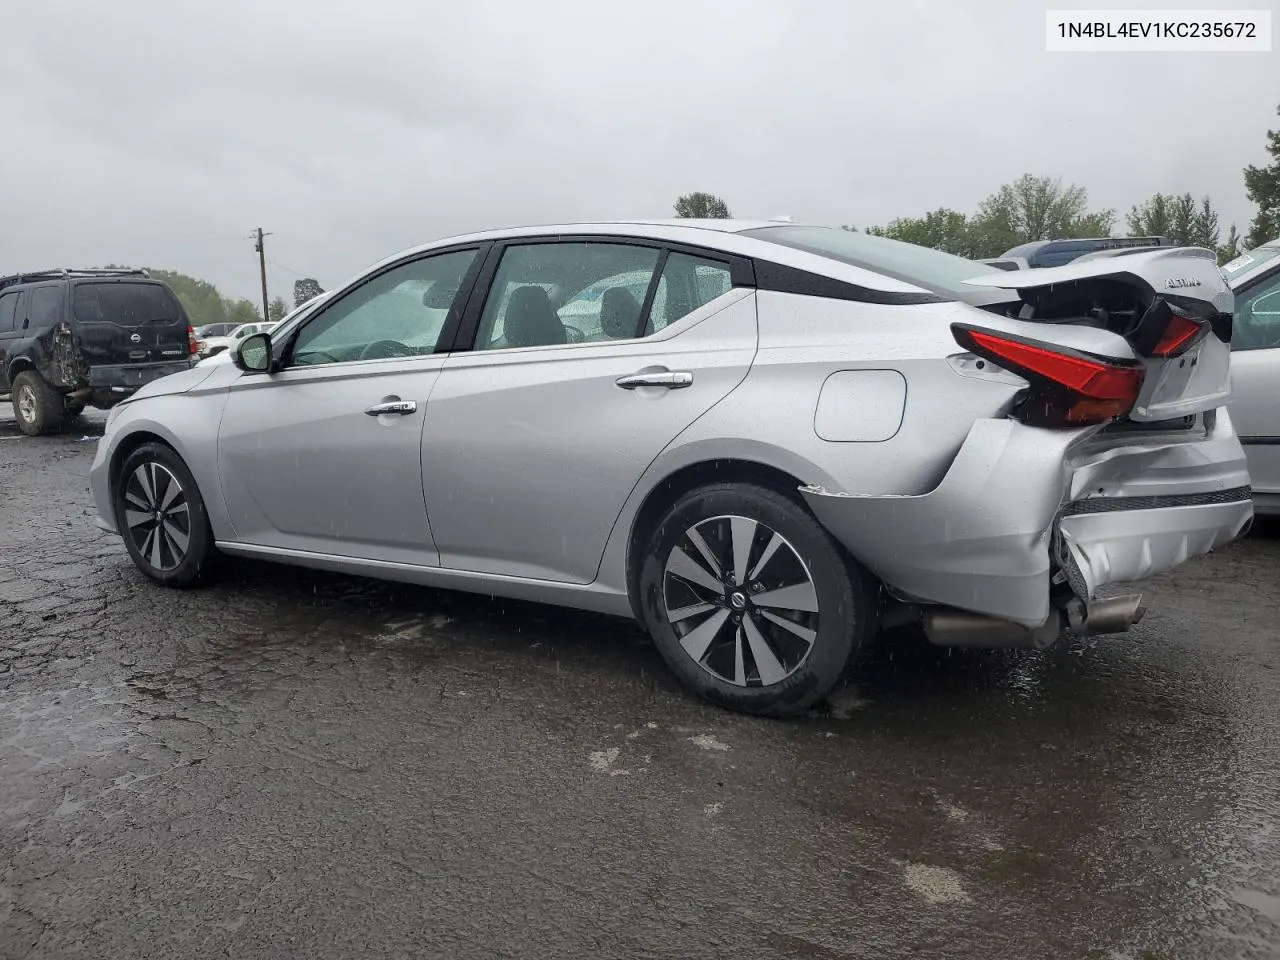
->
[599,287,641,339]
[504,286,566,348]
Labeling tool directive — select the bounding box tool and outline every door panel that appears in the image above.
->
[1231,349,1280,495]
[422,291,757,582]
[217,359,445,563]
[215,246,482,563]
[1230,270,1280,496]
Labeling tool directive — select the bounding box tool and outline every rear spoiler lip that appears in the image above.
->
[963,246,1227,291]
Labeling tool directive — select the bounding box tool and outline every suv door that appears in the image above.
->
[0,290,22,390]
[1230,266,1280,511]
[421,239,757,583]
[216,246,484,564]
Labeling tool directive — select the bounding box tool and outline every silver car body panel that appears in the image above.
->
[89,220,1252,631]
[1225,240,1280,516]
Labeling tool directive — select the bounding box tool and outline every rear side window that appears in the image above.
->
[27,286,62,328]
[0,292,17,332]
[73,283,181,326]
[646,253,734,334]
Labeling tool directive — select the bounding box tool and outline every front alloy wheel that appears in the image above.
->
[122,461,192,572]
[640,482,876,717]
[115,442,218,587]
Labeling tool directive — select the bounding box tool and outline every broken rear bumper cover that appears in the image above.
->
[800,411,1253,629]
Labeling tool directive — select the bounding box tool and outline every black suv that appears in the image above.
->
[0,268,197,435]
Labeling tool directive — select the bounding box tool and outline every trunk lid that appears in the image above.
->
[72,280,191,366]
[963,248,1233,422]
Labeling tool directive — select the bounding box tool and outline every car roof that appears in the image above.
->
[356,220,932,296]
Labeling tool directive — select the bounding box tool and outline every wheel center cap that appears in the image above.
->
[728,592,748,611]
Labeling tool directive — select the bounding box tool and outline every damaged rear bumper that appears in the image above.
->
[800,410,1252,629]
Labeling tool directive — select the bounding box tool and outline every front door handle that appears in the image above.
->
[615,370,694,390]
[365,399,418,416]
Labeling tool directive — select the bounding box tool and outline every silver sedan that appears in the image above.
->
[1223,239,1280,516]
[91,221,1252,716]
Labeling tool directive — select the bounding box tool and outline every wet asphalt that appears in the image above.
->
[1,404,1279,960]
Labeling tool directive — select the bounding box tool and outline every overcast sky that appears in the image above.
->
[1,0,1275,302]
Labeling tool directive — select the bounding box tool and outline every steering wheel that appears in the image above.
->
[359,340,417,361]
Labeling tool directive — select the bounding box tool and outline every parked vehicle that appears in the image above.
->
[1224,239,1280,516]
[90,221,1250,716]
[193,322,241,340]
[999,235,1175,269]
[197,296,332,367]
[0,268,197,435]
[199,320,277,358]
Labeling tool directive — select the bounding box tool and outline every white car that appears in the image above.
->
[1224,239,1280,515]
[199,321,278,359]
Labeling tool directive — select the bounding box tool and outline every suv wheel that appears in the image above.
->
[115,443,219,587]
[11,370,65,437]
[638,482,877,718]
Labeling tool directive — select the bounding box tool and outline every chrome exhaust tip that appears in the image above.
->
[1083,594,1146,635]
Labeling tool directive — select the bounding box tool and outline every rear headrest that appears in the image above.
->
[504,285,565,348]
[599,287,641,339]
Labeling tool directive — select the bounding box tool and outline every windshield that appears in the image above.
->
[1223,245,1280,282]
[742,225,997,299]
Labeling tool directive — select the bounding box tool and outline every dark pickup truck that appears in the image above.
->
[0,268,197,435]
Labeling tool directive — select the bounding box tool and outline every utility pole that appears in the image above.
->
[252,227,273,321]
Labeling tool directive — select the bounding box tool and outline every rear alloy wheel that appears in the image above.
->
[639,483,876,717]
[11,370,65,436]
[115,443,218,587]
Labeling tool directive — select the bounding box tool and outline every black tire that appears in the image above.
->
[114,442,219,587]
[638,482,877,718]
[11,370,65,437]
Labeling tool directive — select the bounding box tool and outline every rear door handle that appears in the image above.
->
[615,370,694,390]
[365,399,417,416]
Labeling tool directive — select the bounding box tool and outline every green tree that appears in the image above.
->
[674,192,731,219]
[867,208,982,257]
[1218,224,1242,264]
[226,299,262,325]
[1127,192,1220,249]
[1245,103,1280,248]
[970,174,1114,257]
[267,296,289,322]
[146,268,229,328]
[293,277,324,308]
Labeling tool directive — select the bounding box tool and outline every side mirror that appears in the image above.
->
[234,333,273,373]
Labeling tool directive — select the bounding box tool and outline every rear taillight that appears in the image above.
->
[187,323,199,355]
[952,323,1145,427]
[1150,310,1209,358]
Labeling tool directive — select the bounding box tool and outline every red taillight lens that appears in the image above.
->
[1151,313,1207,357]
[953,324,1145,427]
[187,323,199,355]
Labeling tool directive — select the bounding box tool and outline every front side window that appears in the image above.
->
[290,249,478,366]
[1233,272,1280,352]
[475,243,662,349]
